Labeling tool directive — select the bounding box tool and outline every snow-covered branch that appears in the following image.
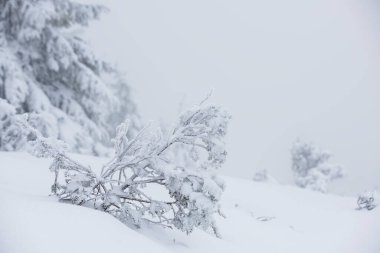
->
[20,104,230,237]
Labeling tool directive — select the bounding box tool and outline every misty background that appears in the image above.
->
[83,0,380,195]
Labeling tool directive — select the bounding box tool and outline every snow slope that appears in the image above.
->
[0,152,379,253]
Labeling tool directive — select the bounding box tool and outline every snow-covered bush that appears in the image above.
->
[16,104,230,237]
[253,170,268,182]
[291,140,344,193]
[252,169,277,183]
[0,0,138,154]
[357,191,376,211]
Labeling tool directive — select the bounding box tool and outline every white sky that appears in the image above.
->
[84,0,380,194]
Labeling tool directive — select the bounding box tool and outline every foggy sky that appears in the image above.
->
[84,0,380,195]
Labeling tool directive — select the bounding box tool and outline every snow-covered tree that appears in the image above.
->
[16,103,230,237]
[291,140,344,193]
[0,0,137,154]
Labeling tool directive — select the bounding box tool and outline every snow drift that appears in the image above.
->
[0,152,379,253]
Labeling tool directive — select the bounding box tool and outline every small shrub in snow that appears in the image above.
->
[357,191,376,211]
[253,170,268,182]
[252,169,277,183]
[291,140,344,193]
[16,104,230,237]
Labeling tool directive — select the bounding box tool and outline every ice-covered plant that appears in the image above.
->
[16,104,230,237]
[291,140,344,193]
[357,191,376,211]
[252,169,277,183]
[253,170,268,182]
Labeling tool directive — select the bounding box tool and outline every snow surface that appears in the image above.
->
[1,152,379,253]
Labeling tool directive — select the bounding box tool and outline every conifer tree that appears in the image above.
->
[0,0,138,154]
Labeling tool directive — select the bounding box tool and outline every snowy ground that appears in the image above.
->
[0,152,379,253]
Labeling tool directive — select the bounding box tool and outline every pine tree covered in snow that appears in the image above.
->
[291,140,344,193]
[16,103,230,237]
[0,0,137,154]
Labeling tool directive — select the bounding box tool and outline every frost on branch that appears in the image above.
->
[291,140,344,193]
[21,105,230,237]
[14,114,67,158]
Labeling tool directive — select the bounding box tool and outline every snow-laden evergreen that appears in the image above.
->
[0,0,138,155]
[15,103,230,236]
[291,140,344,193]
